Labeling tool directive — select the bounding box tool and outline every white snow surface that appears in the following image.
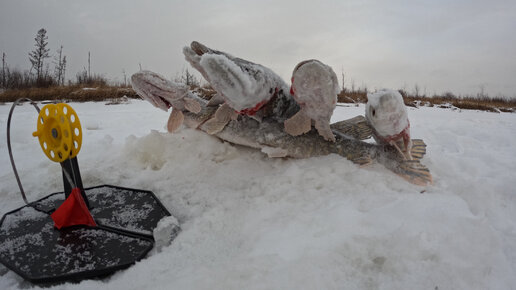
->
[0,100,515,289]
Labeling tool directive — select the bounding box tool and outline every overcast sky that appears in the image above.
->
[1,0,515,97]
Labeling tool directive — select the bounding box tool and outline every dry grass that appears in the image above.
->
[0,85,140,103]
[338,90,516,113]
[1,86,514,113]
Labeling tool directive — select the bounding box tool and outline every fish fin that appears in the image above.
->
[214,103,238,122]
[410,139,427,161]
[202,104,236,135]
[183,106,218,129]
[202,117,228,135]
[314,120,336,142]
[389,140,410,160]
[396,160,433,186]
[184,98,202,113]
[167,109,184,133]
[191,41,212,55]
[261,146,288,158]
[207,94,225,106]
[284,110,311,136]
[346,152,373,166]
[330,115,372,140]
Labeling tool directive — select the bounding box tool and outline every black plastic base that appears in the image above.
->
[0,185,177,284]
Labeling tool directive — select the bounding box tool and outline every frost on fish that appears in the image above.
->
[131,42,432,185]
[185,100,432,186]
[131,71,187,111]
[366,89,408,137]
[184,41,290,114]
[366,89,412,159]
[287,60,339,142]
[131,70,203,131]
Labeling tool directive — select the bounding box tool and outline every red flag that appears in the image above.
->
[51,188,96,229]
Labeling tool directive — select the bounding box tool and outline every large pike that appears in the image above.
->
[132,73,432,186]
[131,42,432,186]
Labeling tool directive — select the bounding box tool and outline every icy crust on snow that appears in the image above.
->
[199,54,288,111]
[0,100,515,289]
[0,206,152,280]
[87,186,171,236]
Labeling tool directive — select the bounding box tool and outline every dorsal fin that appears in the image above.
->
[330,115,372,140]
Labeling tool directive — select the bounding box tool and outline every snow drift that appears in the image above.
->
[0,100,515,289]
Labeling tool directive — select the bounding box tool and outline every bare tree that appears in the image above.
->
[88,51,91,78]
[62,56,67,85]
[478,84,488,99]
[1,52,6,88]
[122,69,127,86]
[28,28,50,84]
[341,66,346,92]
[414,83,420,97]
[53,45,67,85]
[176,68,199,87]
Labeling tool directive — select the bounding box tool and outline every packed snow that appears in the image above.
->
[0,100,515,289]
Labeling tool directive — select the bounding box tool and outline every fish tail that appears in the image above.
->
[410,139,427,160]
[396,159,433,186]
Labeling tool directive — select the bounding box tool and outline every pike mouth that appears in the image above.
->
[159,96,173,109]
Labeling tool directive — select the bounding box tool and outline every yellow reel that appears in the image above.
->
[32,103,82,163]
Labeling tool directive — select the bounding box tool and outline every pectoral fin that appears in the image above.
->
[202,104,238,135]
[207,94,225,106]
[214,103,238,121]
[314,120,336,142]
[167,109,184,133]
[184,97,202,113]
[284,110,311,136]
[203,118,229,135]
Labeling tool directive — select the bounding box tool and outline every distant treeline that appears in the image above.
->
[0,28,113,90]
[1,28,514,113]
[337,89,516,113]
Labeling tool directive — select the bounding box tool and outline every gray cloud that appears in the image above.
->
[1,0,515,97]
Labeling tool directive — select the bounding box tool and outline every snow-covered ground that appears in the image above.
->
[0,100,515,289]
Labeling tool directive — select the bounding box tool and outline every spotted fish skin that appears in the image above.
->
[131,53,432,186]
[181,97,432,186]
